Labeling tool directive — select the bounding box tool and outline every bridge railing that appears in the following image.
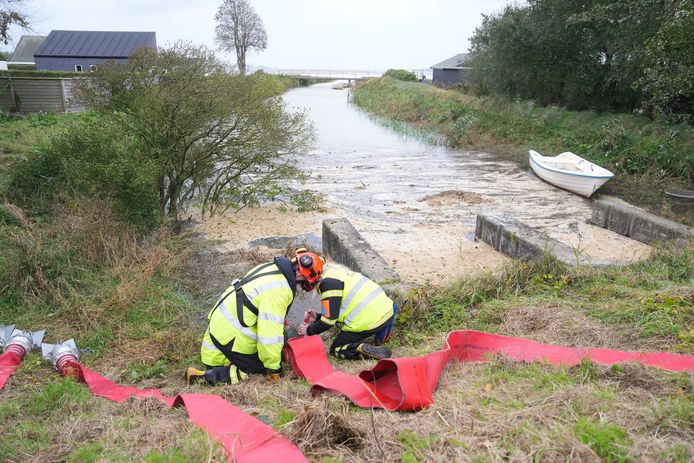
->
[263,68,433,80]
[264,69,383,79]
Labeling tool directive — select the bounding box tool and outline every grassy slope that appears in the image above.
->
[0,107,692,462]
[353,77,694,226]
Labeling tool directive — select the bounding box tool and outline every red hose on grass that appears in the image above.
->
[56,358,307,463]
[0,347,25,391]
[285,330,694,412]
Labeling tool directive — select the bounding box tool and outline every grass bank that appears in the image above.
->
[0,103,692,461]
[0,111,226,460]
[353,77,694,224]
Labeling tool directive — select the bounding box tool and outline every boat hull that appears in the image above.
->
[529,152,613,198]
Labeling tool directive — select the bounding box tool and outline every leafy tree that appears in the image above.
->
[0,0,28,44]
[214,0,267,75]
[637,0,693,122]
[75,42,312,220]
[469,0,692,119]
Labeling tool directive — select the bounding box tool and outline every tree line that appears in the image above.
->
[468,0,693,122]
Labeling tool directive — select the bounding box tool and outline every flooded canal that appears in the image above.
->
[197,81,651,285]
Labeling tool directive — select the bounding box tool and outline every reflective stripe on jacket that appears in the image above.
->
[319,266,394,332]
[201,262,293,370]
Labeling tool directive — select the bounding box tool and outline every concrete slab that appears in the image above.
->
[592,199,693,247]
[475,213,617,267]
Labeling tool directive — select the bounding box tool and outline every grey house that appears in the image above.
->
[7,35,47,69]
[34,30,157,72]
[431,53,472,88]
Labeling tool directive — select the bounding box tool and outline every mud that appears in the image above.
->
[193,82,652,285]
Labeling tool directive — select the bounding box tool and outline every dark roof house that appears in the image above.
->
[430,53,473,88]
[34,30,157,72]
[8,35,47,68]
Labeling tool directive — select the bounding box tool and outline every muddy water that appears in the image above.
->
[197,82,650,286]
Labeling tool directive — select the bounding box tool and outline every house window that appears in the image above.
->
[90,64,98,72]
[74,65,83,72]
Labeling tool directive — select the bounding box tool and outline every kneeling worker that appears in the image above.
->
[186,249,325,385]
[297,265,397,360]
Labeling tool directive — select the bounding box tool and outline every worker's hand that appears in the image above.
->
[303,310,318,324]
[297,322,309,336]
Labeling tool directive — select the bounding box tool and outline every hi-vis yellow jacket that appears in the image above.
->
[201,257,295,370]
[317,266,394,332]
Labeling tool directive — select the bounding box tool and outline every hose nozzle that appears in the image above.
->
[42,339,80,373]
[2,327,45,358]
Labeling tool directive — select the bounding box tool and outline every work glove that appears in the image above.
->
[265,367,282,383]
[297,322,309,336]
[303,310,318,324]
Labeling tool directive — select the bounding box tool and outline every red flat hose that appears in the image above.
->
[0,346,25,391]
[56,358,307,463]
[285,330,694,412]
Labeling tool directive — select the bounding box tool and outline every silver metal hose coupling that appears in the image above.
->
[0,325,15,348]
[42,339,80,372]
[1,326,45,358]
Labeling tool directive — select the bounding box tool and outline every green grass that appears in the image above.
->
[574,417,632,462]
[0,376,225,462]
[401,244,693,352]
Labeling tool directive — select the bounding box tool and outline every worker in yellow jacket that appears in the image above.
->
[185,249,325,385]
[297,265,397,360]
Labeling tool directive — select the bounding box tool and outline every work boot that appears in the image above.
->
[356,343,392,360]
[184,367,208,385]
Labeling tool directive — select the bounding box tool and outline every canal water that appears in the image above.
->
[196,81,651,287]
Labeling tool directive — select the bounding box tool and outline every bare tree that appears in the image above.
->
[0,0,28,44]
[214,0,267,75]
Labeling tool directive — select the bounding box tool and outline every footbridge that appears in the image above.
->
[265,69,382,81]
[263,68,430,82]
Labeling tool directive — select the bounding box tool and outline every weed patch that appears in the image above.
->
[574,417,631,462]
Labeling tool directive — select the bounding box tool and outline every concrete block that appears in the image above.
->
[591,201,609,228]
[322,218,400,285]
[498,228,520,257]
[605,205,633,236]
[477,215,501,249]
[592,199,693,246]
[475,213,628,267]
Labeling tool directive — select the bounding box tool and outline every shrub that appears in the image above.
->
[383,69,418,82]
[74,42,312,219]
[7,114,161,230]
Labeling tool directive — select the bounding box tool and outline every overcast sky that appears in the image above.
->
[9,0,512,70]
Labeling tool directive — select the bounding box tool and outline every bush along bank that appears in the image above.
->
[352,77,694,219]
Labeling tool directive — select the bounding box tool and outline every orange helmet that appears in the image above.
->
[292,248,325,291]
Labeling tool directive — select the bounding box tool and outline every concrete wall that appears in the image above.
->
[592,199,693,247]
[322,218,400,285]
[0,77,83,113]
[475,213,617,267]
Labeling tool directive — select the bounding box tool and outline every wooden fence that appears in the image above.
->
[0,77,84,114]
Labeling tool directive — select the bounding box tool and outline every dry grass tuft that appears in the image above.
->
[1,201,30,228]
[290,401,366,452]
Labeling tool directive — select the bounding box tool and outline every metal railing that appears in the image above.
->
[261,68,433,81]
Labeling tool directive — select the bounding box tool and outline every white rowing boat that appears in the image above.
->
[529,150,614,198]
